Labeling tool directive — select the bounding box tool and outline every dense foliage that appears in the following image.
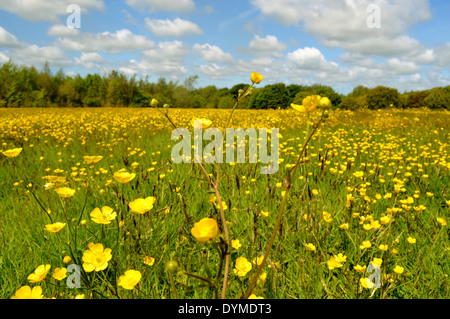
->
[1,61,449,110]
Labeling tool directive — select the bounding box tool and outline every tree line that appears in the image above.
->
[1,60,449,110]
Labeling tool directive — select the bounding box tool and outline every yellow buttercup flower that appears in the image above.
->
[44,222,66,233]
[27,264,51,283]
[82,243,112,272]
[354,264,366,273]
[118,270,142,290]
[319,96,331,108]
[191,218,219,243]
[360,240,372,249]
[292,95,322,113]
[360,277,375,289]
[143,256,155,266]
[2,147,23,158]
[192,118,212,130]
[393,265,404,274]
[55,187,76,198]
[53,267,67,280]
[90,206,117,224]
[113,170,136,184]
[129,197,156,214]
[248,294,264,299]
[11,286,44,299]
[327,253,346,270]
[250,72,263,84]
[231,239,242,250]
[234,257,252,277]
[83,156,103,164]
[407,236,416,244]
[436,217,447,226]
[305,243,316,252]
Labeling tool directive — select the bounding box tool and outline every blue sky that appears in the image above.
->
[0,0,449,94]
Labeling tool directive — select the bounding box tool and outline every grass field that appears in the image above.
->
[0,106,449,299]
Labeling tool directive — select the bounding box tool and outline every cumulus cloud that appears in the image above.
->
[126,0,194,13]
[53,28,155,54]
[248,35,287,57]
[0,0,104,23]
[74,52,105,69]
[145,18,203,38]
[119,41,190,78]
[193,44,234,64]
[0,26,21,48]
[250,0,431,57]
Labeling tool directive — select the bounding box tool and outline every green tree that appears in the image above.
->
[248,83,289,109]
[366,86,401,109]
[423,88,449,110]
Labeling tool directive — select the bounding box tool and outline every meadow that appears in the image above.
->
[0,101,449,299]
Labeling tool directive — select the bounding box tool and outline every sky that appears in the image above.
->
[0,0,449,94]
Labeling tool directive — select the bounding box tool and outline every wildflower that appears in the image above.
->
[83,156,103,164]
[129,197,157,214]
[53,267,67,280]
[90,206,117,224]
[253,256,264,266]
[11,286,44,299]
[339,223,349,230]
[260,210,269,218]
[291,95,321,113]
[2,148,22,158]
[75,294,85,299]
[353,171,364,178]
[63,256,72,264]
[250,72,263,84]
[191,218,219,243]
[393,265,404,274]
[113,170,136,184]
[234,257,252,277]
[323,211,333,223]
[327,253,346,270]
[354,264,366,273]
[151,98,159,107]
[378,244,388,252]
[27,264,51,283]
[231,239,242,250]
[143,256,155,266]
[248,294,264,299]
[370,258,383,268]
[319,97,331,108]
[360,277,375,289]
[407,237,416,244]
[305,243,316,252]
[44,222,66,233]
[55,187,76,198]
[118,270,142,290]
[192,118,212,130]
[436,217,447,226]
[82,243,112,272]
[380,215,391,224]
[360,240,372,249]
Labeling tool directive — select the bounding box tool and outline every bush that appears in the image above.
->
[366,86,401,109]
[423,88,450,110]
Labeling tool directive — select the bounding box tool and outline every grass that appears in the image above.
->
[0,106,449,299]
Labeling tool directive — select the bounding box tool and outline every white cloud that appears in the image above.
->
[126,0,194,13]
[54,29,155,54]
[0,0,104,23]
[145,18,203,38]
[251,0,431,57]
[193,44,234,64]
[47,25,80,37]
[287,47,337,71]
[74,52,105,69]
[0,26,21,48]
[119,41,190,78]
[7,44,72,67]
[248,35,287,57]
